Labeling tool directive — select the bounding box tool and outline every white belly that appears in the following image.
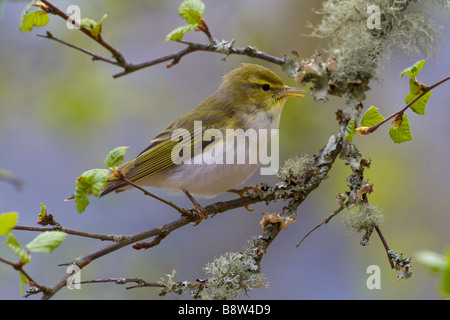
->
[145,161,259,198]
[136,110,280,197]
[136,129,265,197]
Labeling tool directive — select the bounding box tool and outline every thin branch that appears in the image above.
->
[75,277,165,290]
[252,132,345,265]
[36,1,289,79]
[38,128,346,300]
[13,225,118,241]
[366,75,450,133]
[0,169,23,190]
[0,256,17,268]
[112,41,287,79]
[39,195,264,299]
[40,0,127,65]
[0,256,50,295]
[296,206,345,247]
[375,226,395,269]
[120,177,191,217]
[37,32,120,66]
[132,234,168,250]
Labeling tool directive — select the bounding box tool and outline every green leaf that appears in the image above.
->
[441,252,450,297]
[344,119,356,142]
[38,203,47,220]
[166,0,205,42]
[416,250,450,297]
[166,24,198,42]
[400,60,426,79]
[74,168,109,213]
[26,231,66,253]
[19,10,50,33]
[19,271,28,296]
[94,14,108,36]
[406,91,431,115]
[77,169,109,196]
[18,0,35,32]
[80,18,97,30]
[179,0,205,21]
[416,250,447,274]
[405,79,431,115]
[0,212,18,235]
[360,106,384,127]
[181,8,203,25]
[104,146,129,168]
[75,191,90,214]
[389,113,413,143]
[4,233,31,263]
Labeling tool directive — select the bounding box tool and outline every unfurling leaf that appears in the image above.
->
[19,271,28,296]
[18,0,35,31]
[80,14,108,38]
[26,231,66,253]
[104,146,129,168]
[344,119,356,142]
[400,60,426,80]
[179,0,205,19]
[166,24,198,42]
[19,10,49,33]
[74,169,109,213]
[38,203,47,220]
[5,233,31,263]
[389,113,413,143]
[166,0,206,42]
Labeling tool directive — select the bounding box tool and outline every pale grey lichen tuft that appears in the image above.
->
[309,0,446,80]
[342,204,384,233]
[202,252,268,300]
[277,154,315,182]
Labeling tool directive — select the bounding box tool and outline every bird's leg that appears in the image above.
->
[183,189,208,225]
[227,186,264,211]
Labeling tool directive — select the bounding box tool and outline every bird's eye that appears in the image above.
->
[261,84,270,91]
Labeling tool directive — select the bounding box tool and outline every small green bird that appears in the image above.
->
[100,63,302,220]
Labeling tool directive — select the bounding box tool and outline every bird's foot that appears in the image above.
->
[228,186,264,211]
[183,190,208,225]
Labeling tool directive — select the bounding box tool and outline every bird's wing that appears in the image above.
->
[123,114,226,183]
[99,130,190,196]
[124,130,189,181]
[100,96,232,197]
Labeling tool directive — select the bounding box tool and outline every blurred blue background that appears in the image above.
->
[0,0,449,300]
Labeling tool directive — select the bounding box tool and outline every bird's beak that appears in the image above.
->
[282,86,304,98]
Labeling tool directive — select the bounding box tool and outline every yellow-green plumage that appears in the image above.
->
[100,63,302,198]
